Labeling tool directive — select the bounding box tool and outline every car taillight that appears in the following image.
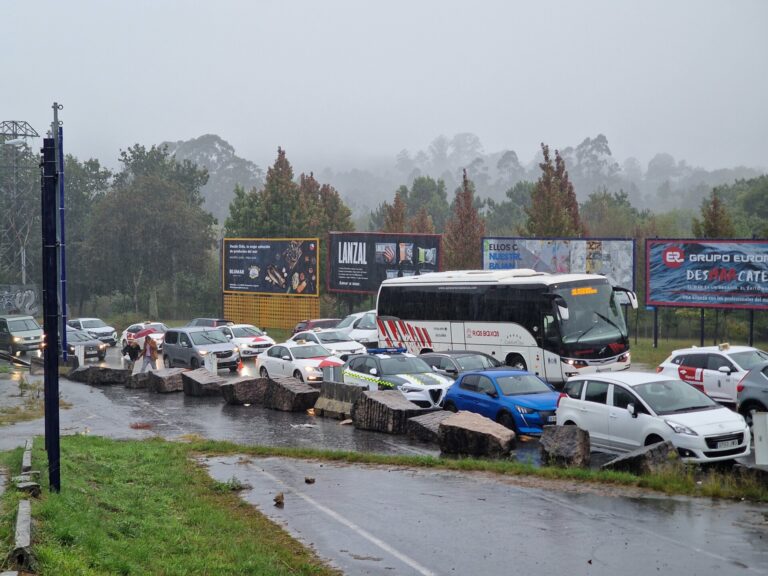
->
[736,375,747,394]
[557,392,567,407]
[655,366,663,373]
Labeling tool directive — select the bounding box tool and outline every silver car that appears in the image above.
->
[162,327,240,372]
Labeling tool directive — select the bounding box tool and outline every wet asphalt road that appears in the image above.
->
[2,349,768,575]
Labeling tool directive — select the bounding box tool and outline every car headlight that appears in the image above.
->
[199,350,209,356]
[99,344,107,350]
[305,366,321,373]
[515,406,533,414]
[399,385,422,393]
[665,420,698,436]
[13,336,22,342]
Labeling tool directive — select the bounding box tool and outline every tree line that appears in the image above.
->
[0,137,765,333]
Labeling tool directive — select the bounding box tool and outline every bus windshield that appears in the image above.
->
[554,283,627,347]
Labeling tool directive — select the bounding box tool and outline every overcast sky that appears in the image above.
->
[3,0,766,172]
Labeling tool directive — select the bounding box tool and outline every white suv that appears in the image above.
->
[335,310,377,347]
[657,344,768,406]
[556,372,750,463]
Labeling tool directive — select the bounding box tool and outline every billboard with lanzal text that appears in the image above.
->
[646,239,768,309]
[223,238,320,296]
[328,232,441,294]
[482,237,635,289]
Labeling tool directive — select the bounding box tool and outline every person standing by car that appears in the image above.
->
[139,335,159,372]
[122,340,141,368]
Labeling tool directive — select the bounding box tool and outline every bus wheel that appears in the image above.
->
[506,354,527,371]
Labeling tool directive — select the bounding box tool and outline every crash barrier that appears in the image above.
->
[407,410,453,443]
[224,292,320,331]
[182,368,225,397]
[10,500,32,569]
[601,441,678,475]
[68,366,130,386]
[264,376,319,412]
[221,376,269,405]
[147,368,185,394]
[21,439,32,473]
[351,390,433,434]
[438,411,515,458]
[0,349,30,368]
[313,381,368,420]
[539,425,591,468]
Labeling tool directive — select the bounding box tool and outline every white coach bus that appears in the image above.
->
[375,269,638,384]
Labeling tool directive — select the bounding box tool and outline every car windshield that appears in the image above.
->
[730,349,768,370]
[633,380,718,415]
[555,283,627,343]
[190,330,228,345]
[292,345,331,359]
[317,331,352,344]
[496,374,552,395]
[455,354,500,370]
[82,319,107,329]
[8,318,40,331]
[232,326,263,337]
[336,315,356,329]
[357,313,376,330]
[148,323,167,332]
[67,331,92,342]
[380,356,432,375]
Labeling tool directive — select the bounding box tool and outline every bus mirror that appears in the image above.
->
[553,297,569,321]
[614,286,639,309]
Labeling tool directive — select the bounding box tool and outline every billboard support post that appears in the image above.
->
[749,310,754,346]
[699,309,705,347]
[653,307,659,349]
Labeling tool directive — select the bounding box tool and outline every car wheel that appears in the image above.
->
[443,400,458,413]
[191,357,200,369]
[164,355,171,368]
[121,339,127,348]
[293,370,304,382]
[739,401,766,428]
[644,434,664,446]
[497,411,518,433]
[260,367,269,378]
[506,354,527,371]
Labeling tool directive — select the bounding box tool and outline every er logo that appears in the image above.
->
[662,247,685,268]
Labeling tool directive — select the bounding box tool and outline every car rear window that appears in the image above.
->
[729,350,768,371]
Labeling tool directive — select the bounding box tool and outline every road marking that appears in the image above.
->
[254,465,437,576]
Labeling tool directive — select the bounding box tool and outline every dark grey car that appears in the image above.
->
[420,350,503,380]
[736,361,768,427]
[162,327,240,372]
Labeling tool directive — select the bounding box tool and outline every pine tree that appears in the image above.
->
[408,206,435,234]
[257,147,300,237]
[443,169,485,269]
[526,143,585,237]
[382,190,408,232]
[692,189,735,238]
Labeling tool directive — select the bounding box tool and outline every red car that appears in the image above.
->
[292,318,340,335]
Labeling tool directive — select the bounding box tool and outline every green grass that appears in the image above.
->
[0,437,340,576]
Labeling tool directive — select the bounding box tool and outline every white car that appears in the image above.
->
[335,309,378,347]
[290,329,366,358]
[657,343,768,405]
[218,324,275,358]
[556,372,750,463]
[120,322,168,348]
[342,350,453,408]
[67,317,118,346]
[256,342,342,383]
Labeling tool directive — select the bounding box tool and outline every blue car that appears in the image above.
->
[443,370,560,435]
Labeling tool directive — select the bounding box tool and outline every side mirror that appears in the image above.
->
[718,366,731,374]
[446,367,458,375]
[282,355,291,361]
[614,287,639,310]
[627,403,637,418]
[225,334,232,339]
[369,367,378,376]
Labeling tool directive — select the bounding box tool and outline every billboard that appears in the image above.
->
[328,232,441,294]
[646,239,768,310]
[223,238,320,296]
[482,237,635,289]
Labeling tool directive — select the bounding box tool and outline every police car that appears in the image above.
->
[342,348,453,408]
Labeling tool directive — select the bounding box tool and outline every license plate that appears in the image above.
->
[596,367,611,373]
[717,439,739,449]
[547,415,557,423]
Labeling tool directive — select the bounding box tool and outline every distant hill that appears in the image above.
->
[161,134,263,224]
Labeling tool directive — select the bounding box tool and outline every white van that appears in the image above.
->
[335,309,377,348]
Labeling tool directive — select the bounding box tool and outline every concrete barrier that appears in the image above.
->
[10,500,32,569]
[314,381,367,419]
